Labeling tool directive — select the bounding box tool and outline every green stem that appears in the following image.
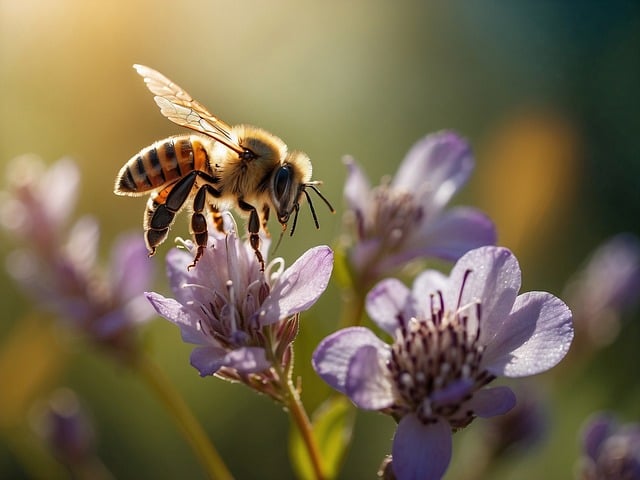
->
[272,360,325,480]
[134,354,233,480]
[339,286,366,328]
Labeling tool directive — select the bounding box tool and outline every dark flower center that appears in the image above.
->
[386,270,495,428]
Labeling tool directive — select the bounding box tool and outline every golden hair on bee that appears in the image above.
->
[114,65,334,269]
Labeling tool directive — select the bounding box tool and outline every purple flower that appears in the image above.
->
[564,234,640,348]
[313,246,573,480]
[146,229,333,388]
[1,157,155,355]
[578,413,640,480]
[343,131,496,287]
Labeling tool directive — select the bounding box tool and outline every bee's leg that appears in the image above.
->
[143,171,197,259]
[188,184,222,270]
[143,197,169,257]
[143,171,199,258]
[238,199,265,270]
[261,205,271,238]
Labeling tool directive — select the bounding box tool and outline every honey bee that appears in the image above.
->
[114,64,334,269]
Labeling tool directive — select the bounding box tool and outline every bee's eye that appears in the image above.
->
[274,165,291,199]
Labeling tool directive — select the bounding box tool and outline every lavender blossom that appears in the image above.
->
[564,234,640,348]
[146,229,333,397]
[1,157,154,355]
[313,246,573,480]
[343,131,496,287]
[577,413,640,480]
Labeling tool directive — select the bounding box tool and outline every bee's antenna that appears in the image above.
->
[303,189,320,229]
[306,183,335,214]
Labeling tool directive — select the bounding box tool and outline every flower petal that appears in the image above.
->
[260,246,333,325]
[110,234,154,302]
[190,345,230,376]
[343,156,371,214]
[190,346,269,377]
[581,413,616,461]
[411,270,449,318]
[465,386,516,418]
[366,278,414,335]
[402,207,496,262]
[449,246,522,342]
[312,327,388,393]
[145,292,205,344]
[392,415,452,480]
[392,131,473,211]
[483,291,573,377]
[345,345,394,410]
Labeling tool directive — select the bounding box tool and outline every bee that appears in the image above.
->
[114,65,334,269]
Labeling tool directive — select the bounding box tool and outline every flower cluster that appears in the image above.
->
[564,233,640,349]
[578,413,640,480]
[0,156,154,356]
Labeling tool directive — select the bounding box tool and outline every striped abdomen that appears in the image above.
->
[115,135,212,195]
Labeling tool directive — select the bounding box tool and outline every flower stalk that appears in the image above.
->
[133,353,233,480]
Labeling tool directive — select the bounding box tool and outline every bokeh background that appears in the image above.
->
[1,1,639,479]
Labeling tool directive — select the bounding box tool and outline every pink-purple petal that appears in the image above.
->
[392,131,473,209]
[465,386,516,418]
[145,292,205,344]
[451,246,521,340]
[392,415,452,480]
[581,413,616,461]
[260,246,333,325]
[190,346,269,377]
[312,327,388,394]
[411,270,449,317]
[366,278,414,335]
[483,292,573,377]
[345,345,394,410]
[343,156,371,214]
[110,234,154,302]
[411,207,497,261]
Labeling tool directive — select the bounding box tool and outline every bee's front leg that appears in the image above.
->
[238,199,265,270]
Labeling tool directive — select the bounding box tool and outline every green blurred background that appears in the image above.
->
[1,1,639,478]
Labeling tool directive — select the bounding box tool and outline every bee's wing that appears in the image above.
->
[134,64,244,155]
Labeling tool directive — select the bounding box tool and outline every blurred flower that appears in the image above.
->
[577,413,640,480]
[146,229,333,398]
[0,156,154,356]
[33,388,96,466]
[564,234,640,348]
[342,131,496,289]
[32,388,114,480]
[482,384,549,457]
[313,246,573,480]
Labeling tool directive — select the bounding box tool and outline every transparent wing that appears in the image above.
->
[133,64,244,154]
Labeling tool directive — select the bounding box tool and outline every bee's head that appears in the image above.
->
[270,151,334,235]
[270,152,311,224]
